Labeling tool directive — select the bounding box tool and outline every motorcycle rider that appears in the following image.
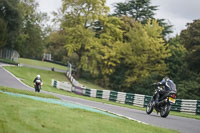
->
[154,77,175,105]
[33,75,43,92]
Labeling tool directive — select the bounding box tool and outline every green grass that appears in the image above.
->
[18,58,68,71]
[0,92,178,133]
[78,79,107,90]
[0,86,58,99]
[0,58,18,65]
[4,66,200,120]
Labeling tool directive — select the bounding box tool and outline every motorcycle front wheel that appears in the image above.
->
[146,101,153,114]
[160,103,171,118]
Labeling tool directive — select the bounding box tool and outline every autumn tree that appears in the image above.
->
[57,0,109,76]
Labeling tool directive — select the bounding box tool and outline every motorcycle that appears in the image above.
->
[34,79,42,92]
[146,80,177,118]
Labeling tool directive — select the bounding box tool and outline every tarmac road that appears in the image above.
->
[0,63,200,133]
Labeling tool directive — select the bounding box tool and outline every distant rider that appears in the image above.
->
[33,75,43,91]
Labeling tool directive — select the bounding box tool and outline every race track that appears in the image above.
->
[0,63,200,133]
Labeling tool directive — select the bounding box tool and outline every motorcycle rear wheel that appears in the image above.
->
[160,103,171,118]
[146,101,153,114]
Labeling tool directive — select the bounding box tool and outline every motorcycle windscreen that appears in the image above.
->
[166,80,177,92]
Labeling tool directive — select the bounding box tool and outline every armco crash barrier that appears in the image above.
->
[51,71,200,115]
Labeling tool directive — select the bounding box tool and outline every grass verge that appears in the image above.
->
[4,66,200,120]
[0,86,58,99]
[18,58,68,71]
[0,58,18,65]
[0,91,178,133]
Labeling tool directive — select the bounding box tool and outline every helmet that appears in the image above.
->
[37,75,40,78]
[163,76,170,81]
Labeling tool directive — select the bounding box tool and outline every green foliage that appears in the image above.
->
[60,0,109,28]
[180,19,200,73]
[0,0,49,58]
[177,73,200,100]
[167,36,187,81]
[46,31,67,63]
[113,0,173,38]
[122,20,170,87]
[113,0,157,23]
[0,0,21,49]
[17,0,48,58]
[0,18,7,48]
[64,25,100,76]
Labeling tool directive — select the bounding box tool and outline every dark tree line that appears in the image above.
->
[0,0,49,59]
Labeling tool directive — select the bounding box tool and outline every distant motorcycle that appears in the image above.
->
[146,81,177,118]
[34,79,42,92]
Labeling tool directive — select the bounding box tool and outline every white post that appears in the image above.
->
[68,62,72,75]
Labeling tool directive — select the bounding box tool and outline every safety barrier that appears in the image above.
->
[197,100,200,115]
[51,79,72,92]
[117,92,126,104]
[180,100,198,114]
[51,71,200,115]
[109,91,118,102]
[125,93,134,105]
[96,90,103,99]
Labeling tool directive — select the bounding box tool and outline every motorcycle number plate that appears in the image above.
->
[169,97,175,103]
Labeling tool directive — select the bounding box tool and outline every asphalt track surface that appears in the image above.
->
[0,62,200,133]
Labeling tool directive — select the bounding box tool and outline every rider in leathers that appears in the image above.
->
[154,77,173,105]
[33,75,43,91]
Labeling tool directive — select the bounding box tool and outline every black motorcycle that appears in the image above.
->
[34,79,42,92]
[146,80,177,118]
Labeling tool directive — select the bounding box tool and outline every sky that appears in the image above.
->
[36,0,200,37]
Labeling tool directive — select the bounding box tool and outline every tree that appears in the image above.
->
[166,35,187,81]
[121,19,170,90]
[113,0,157,23]
[180,19,200,73]
[113,0,172,38]
[59,0,109,29]
[57,0,110,77]
[0,18,7,48]
[17,0,49,58]
[64,25,100,77]
[46,31,67,62]
[0,0,21,49]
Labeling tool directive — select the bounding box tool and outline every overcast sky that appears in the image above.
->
[36,0,200,37]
